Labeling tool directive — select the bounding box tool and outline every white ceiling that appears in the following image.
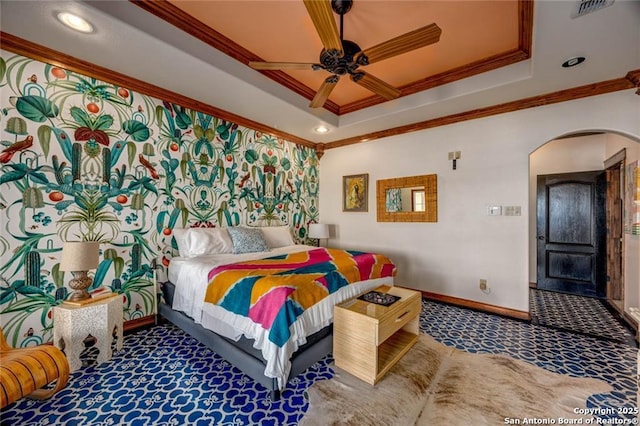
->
[1,0,639,144]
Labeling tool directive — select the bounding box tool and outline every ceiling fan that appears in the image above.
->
[248,0,442,109]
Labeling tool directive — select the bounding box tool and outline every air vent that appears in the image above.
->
[571,0,614,18]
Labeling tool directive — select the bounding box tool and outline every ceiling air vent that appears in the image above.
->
[571,0,615,18]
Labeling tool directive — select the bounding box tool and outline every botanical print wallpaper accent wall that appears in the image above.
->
[0,51,319,347]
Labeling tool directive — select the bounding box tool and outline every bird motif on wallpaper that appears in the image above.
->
[0,135,34,163]
[138,154,159,179]
[239,172,251,188]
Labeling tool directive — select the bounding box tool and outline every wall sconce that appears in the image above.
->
[59,241,100,301]
[308,223,330,247]
[448,151,461,170]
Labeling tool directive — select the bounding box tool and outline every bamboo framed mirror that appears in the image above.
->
[376,174,437,222]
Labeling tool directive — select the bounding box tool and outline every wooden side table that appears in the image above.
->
[333,285,421,385]
[53,294,123,372]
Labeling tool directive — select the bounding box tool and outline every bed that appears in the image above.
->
[159,226,396,400]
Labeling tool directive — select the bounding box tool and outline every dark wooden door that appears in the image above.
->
[536,171,606,297]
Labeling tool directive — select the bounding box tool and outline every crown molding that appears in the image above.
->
[2,31,636,154]
[626,69,640,94]
[131,0,342,115]
[0,31,316,149]
[131,0,533,116]
[325,73,639,149]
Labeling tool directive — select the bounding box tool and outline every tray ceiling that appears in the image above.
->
[166,0,522,113]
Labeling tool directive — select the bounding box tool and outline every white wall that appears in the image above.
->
[319,91,640,313]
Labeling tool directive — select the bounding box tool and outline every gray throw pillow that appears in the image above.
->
[227,227,270,254]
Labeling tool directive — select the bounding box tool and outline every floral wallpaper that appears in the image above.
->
[0,51,319,347]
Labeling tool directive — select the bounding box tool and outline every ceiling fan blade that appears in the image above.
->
[352,72,401,100]
[360,23,442,64]
[310,76,339,108]
[249,61,317,71]
[303,0,343,53]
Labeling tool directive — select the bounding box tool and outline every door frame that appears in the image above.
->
[604,148,626,313]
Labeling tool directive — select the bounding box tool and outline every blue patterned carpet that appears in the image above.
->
[1,300,637,425]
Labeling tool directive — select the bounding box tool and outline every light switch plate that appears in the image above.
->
[488,206,502,216]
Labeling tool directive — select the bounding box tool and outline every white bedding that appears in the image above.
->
[167,245,392,389]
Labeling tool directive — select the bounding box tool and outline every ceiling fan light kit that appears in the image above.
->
[249,0,441,109]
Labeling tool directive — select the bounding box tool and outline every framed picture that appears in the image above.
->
[343,174,368,212]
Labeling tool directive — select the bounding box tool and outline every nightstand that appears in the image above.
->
[53,294,124,372]
[333,285,421,385]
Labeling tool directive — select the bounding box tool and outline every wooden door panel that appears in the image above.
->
[537,171,606,297]
[548,183,592,244]
[547,251,593,281]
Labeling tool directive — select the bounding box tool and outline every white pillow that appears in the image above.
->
[260,226,295,249]
[172,228,191,257]
[187,228,234,256]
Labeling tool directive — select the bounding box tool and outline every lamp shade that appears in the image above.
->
[308,223,330,239]
[59,241,100,271]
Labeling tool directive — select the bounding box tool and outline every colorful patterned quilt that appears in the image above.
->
[204,248,396,346]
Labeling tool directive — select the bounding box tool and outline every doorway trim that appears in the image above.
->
[604,148,626,314]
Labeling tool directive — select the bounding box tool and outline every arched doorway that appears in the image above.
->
[528,131,640,343]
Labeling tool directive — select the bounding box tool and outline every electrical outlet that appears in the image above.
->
[479,279,487,290]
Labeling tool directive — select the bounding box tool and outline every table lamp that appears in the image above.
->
[60,241,100,301]
[309,223,330,247]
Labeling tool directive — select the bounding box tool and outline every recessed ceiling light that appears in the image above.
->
[562,57,586,68]
[314,125,330,134]
[56,12,94,33]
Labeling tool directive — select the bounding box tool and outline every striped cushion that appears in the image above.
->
[0,332,69,408]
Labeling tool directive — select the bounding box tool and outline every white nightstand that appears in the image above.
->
[53,294,124,372]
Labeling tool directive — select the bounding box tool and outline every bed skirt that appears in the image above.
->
[159,282,333,400]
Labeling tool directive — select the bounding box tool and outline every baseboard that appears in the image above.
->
[621,311,639,341]
[421,291,531,321]
[124,315,156,332]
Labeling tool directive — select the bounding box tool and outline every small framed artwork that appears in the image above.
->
[343,173,368,212]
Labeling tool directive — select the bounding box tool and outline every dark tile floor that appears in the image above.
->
[2,296,637,425]
[530,288,637,345]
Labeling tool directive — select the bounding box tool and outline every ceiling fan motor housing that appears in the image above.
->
[320,39,362,75]
[249,0,439,107]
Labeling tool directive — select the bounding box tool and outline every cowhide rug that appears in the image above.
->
[301,334,611,426]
